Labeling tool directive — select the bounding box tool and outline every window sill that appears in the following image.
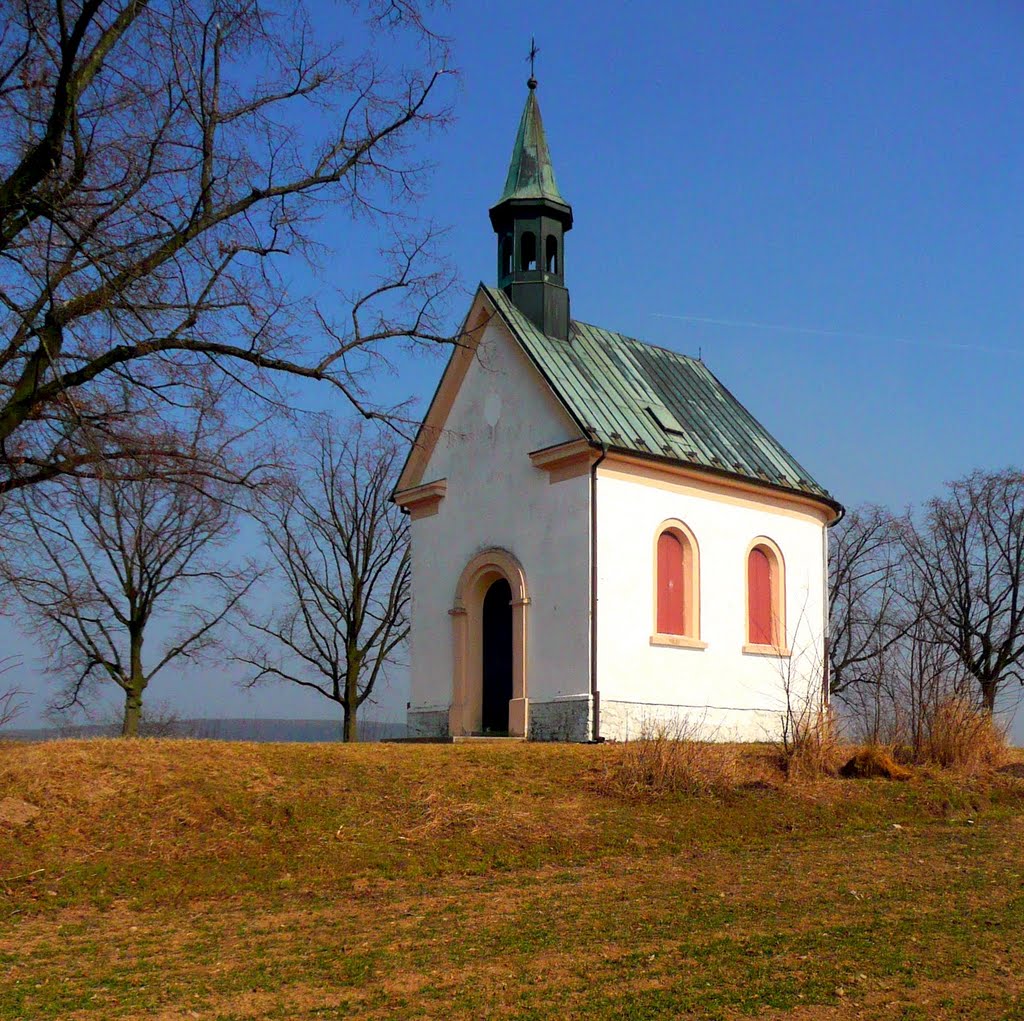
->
[650,634,707,651]
[742,643,791,658]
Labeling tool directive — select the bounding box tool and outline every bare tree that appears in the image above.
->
[0,0,454,495]
[839,594,972,752]
[900,469,1024,714]
[239,419,409,741]
[4,464,256,735]
[0,656,26,730]
[828,505,908,699]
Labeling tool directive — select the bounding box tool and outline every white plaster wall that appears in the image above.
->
[594,467,828,742]
[408,311,592,722]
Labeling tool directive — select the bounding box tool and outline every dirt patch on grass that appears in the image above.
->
[0,797,40,828]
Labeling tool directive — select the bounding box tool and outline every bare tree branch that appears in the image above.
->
[0,656,26,730]
[900,468,1024,714]
[828,504,910,697]
[0,0,456,494]
[237,416,409,741]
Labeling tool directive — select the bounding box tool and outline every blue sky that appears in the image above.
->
[429,1,1023,513]
[5,1,1023,734]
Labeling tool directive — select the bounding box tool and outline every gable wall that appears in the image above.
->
[595,463,829,742]
[407,309,592,735]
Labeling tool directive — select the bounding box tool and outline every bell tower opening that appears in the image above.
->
[501,234,513,277]
[520,231,537,272]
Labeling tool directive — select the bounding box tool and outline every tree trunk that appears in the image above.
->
[343,704,357,743]
[122,631,145,737]
[343,663,360,743]
[981,681,997,715]
[122,688,143,737]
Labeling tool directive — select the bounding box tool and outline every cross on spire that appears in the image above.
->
[526,37,539,88]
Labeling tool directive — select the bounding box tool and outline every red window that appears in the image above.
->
[657,531,685,634]
[748,547,773,645]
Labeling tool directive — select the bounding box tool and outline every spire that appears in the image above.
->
[495,86,569,210]
[488,67,573,341]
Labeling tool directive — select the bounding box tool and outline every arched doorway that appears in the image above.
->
[450,548,529,737]
[481,578,513,733]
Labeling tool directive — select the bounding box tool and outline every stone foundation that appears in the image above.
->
[598,700,784,743]
[528,695,594,742]
[407,708,450,739]
[410,699,787,744]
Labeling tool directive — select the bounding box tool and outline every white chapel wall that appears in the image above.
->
[407,309,592,737]
[594,464,829,743]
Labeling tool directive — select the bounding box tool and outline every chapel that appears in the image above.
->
[393,74,843,742]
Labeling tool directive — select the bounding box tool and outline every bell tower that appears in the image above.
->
[488,71,573,340]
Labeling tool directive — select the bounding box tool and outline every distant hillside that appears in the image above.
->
[1,717,407,743]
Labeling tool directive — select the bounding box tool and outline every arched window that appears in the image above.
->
[747,548,772,644]
[545,234,558,274]
[657,531,685,634]
[746,539,786,651]
[520,231,537,271]
[501,235,513,277]
[652,521,702,646]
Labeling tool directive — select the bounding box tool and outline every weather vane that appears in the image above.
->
[526,37,539,87]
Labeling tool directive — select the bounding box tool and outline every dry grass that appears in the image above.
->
[838,746,913,781]
[919,696,1009,772]
[2,738,1024,1020]
[780,707,843,780]
[593,719,741,797]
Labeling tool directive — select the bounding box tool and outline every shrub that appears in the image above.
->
[595,718,738,797]
[779,706,842,780]
[920,696,1008,772]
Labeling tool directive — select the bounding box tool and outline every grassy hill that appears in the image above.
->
[1,739,1023,1019]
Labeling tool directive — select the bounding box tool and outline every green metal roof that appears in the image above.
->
[483,285,838,508]
[493,88,568,208]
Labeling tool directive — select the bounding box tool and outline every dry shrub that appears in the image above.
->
[839,746,912,781]
[920,696,1008,772]
[779,707,842,780]
[596,719,739,798]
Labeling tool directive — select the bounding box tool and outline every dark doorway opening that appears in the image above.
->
[481,578,513,734]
